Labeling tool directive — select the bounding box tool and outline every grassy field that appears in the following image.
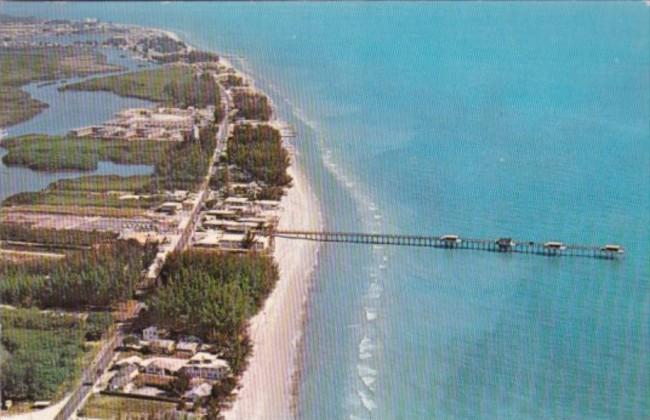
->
[1,135,167,171]
[3,190,164,209]
[1,204,148,218]
[0,46,121,127]
[62,64,219,108]
[50,175,154,192]
[79,394,178,419]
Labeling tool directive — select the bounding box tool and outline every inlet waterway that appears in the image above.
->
[2,3,648,419]
[1,49,154,202]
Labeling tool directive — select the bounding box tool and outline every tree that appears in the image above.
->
[241,230,256,250]
[84,312,112,341]
[213,105,224,124]
[123,334,140,346]
[168,371,191,397]
[226,124,292,189]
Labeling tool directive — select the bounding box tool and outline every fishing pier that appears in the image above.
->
[268,231,624,260]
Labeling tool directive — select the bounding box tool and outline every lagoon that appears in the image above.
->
[0,48,155,202]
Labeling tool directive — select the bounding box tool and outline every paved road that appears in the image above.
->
[54,331,121,420]
[176,81,230,251]
[54,80,231,420]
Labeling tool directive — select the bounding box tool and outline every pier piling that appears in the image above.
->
[266,230,624,260]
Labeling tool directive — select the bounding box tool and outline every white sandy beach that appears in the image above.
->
[225,161,322,420]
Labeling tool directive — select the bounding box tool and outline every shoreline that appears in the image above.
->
[202,38,324,419]
[156,26,324,419]
[2,16,324,417]
[224,157,322,420]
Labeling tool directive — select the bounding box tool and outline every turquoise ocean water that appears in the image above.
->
[2,3,648,419]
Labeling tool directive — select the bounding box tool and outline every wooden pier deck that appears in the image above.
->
[269,230,624,260]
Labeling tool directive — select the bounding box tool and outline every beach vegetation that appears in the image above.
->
[220,74,245,89]
[232,91,272,121]
[145,250,279,413]
[147,250,278,374]
[152,49,221,64]
[227,124,292,193]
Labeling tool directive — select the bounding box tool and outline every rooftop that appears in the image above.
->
[144,357,187,372]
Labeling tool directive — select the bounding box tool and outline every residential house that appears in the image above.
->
[224,196,249,206]
[182,352,229,381]
[138,357,188,387]
[114,355,144,369]
[158,202,183,215]
[176,341,200,359]
[142,326,159,341]
[205,209,238,220]
[108,364,139,391]
[256,200,280,211]
[148,339,176,355]
[183,383,212,402]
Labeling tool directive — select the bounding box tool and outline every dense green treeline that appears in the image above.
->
[221,74,244,89]
[163,72,219,108]
[0,240,156,309]
[153,49,220,64]
[232,91,272,121]
[227,124,292,197]
[152,125,217,191]
[148,251,279,376]
[62,65,220,109]
[0,308,110,401]
[0,224,117,246]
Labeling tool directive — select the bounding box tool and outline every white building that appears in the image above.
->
[143,357,187,376]
[142,326,159,341]
[183,382,212,402]
[182,352,229,381]
[256,200,280,211]
[224,196,249,206]
[158,202,183,215]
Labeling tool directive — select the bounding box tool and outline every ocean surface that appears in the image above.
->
[2,3,649,419]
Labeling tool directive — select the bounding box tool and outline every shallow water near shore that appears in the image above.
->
[3,2,649,419]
